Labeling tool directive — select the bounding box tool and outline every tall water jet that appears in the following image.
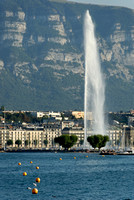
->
[84,10,105,148]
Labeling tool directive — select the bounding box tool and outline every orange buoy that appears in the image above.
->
[23,172,27,176]
[32,188,38,194]
[86,155,88,158]
[59,158,62,160]
[30,161,33,164]
[18,162,21,165]
[36,177,40,183]
[74,157,76,159]
[36,166,39,169]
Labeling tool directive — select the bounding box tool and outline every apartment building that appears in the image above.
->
[43,121,62,148]
[108,128,123,149]
[0,128,44,149]
[0,121,62,149]
[0,120,134,150]
[123,126,134,150]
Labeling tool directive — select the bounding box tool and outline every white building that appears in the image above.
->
[107,128,123,149]
[0,122,62,149]
[37,111,61,119]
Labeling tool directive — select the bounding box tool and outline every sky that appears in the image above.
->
[67,0,134,10]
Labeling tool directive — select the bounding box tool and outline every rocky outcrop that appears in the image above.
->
[3,11,26,47]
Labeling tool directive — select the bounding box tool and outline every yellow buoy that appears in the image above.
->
[36,177,40,183]
[23,172,27,176]
[86,155,88,158]
[18,162,21,165]
[59,158,62,160]
[30,161,33,164]
[74,157,76,159]
[36,166,39,169]
[102,155,105,157]
[32,188,38,194]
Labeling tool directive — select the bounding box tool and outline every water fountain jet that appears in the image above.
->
[84,10,105,148]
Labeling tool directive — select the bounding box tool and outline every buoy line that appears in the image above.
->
[17,161,40,195]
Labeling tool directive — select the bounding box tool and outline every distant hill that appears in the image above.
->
[0,0,134,111]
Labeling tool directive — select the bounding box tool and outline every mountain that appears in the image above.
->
[0,0,134,112]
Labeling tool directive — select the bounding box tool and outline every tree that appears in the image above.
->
[25,140,29,147]
[0,105,4,111]
[61,112,64,120]
[15,139,22,147]
[43,139,48,147]
[33,140,38,147]
[7,139,13,146]
[87,135,109,150]
[87,135,99,149]
[54,134,78,150]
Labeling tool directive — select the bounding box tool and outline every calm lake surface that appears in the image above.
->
[0,152,134,200]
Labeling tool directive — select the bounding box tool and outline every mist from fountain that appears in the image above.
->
[84,10,105,148]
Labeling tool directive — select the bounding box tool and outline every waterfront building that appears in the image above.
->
[43,120,62,148]
[123,126,134,150]
[108,128,123,149]
[0,128,44,149]
[108,126,134,151]
[0,119,134,151]
[0,121,62,149]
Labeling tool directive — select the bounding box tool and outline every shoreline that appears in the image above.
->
[1,149,134,155]
[0,149,98,153]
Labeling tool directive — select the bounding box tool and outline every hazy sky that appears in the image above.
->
[67,0,134,9]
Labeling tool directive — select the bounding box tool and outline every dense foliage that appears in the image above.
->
[15,140,22,147]
[33,140,38,147]
[54,134,78,150]
[87,135,109,150]
[4,112,43,123]
[7,139,13,146]
[25,140,29,146]
[44,140,48,146]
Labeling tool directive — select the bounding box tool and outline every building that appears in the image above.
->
[108,126,134,151]
[123,126,134,150]
[108,128,123,149]
[62,120,75,130]
[128,117,134,126]
[1,117,134,151]
[37,112,48,118]
[37,111,61,119]
[43,120,62,148]
[0,128,44,149]
[72,111,84,119]
[0,121,62,150]
[130,110,134,115]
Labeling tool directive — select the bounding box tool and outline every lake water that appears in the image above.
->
[0,152,134,200]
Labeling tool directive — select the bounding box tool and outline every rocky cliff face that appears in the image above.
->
[0,0,134,111]
[100,22,134,81]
